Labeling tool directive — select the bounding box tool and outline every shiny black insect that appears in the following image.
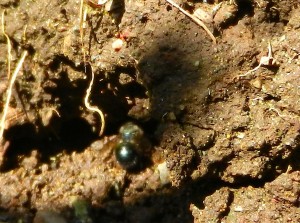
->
[114,142,139,170]
[114,122,145,170]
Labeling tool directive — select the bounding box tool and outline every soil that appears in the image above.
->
[0,0,300,222]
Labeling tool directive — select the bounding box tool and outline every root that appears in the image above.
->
[238,42,276,78]
[84,66,105,136]
[1,11,12,79]
[79,0,106,136]
[0,51,28,142]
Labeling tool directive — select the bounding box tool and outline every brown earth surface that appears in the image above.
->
[0,0,300,222]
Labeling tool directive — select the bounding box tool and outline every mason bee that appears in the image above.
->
[114,122,150,171]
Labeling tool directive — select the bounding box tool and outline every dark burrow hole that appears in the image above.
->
[48,54,86,72]
[0,117,97,171]
[0,60,157,171]
[235,0,255,17]
[1,123,37,171]
[1,117,157,172]
[217,0,254,30]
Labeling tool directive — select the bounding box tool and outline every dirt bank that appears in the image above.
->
[0,0,300,222]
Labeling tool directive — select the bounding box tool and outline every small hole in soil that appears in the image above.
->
[219,0,254,29]
[166,5,172,11]
[235,0,255,17]
[1,123,37,171]
[22,44,36,56]
[0,117,97,172]
[59,117,96,149]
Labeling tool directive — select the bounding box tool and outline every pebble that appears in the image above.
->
[112,39,124,51]
[157,162,171,185]
[33,210,67,223]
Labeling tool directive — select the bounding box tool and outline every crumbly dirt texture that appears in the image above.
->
[0,0,300,222]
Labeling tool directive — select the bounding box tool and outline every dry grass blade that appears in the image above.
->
[165,0,216,44]
[0,51,28,142]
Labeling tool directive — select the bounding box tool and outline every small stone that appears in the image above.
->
[194,60,200,67]
[33,210,67,223]
[236,132,245,139]
[40,164,49,173]
[112,39,123,51]
[234,206,244,212]
[21,150,39,171]
[71,198,93,223]
[157,162,171,185]
[251,78,262,89]
[162,112,176,121]
[90,140,104,151]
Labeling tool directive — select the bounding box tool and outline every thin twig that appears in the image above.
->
[79,0,85,42]
[84,66,105,136]
[0,51,28,142]
[165,0,216,44]
[1,11,12,79]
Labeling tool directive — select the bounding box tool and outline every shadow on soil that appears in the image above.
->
[1,12,208,171]
[1,59,149,171]
[0,20,214,221]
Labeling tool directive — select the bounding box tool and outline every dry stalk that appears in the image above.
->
[239,42,275,78]
[0,51,28,142]
[84,66,105,136]
[165,0,216,44]
[79,0,86,65]
[85,0,108,8]
[1,11,12,79]
[79,0,84,40]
